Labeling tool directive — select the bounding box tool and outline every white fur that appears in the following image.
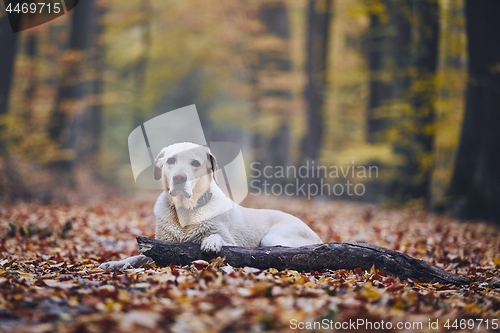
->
[99,142,322,271]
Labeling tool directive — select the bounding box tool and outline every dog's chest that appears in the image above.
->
[155,196,225,244]
[170,221,213,243]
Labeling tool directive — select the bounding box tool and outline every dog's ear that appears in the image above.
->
[207,151,219,185]
[154,149,166,181]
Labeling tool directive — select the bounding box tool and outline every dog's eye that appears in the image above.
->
[191,160,201,167]
[167,157,176,165]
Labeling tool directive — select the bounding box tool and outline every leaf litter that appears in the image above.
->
[0,194,499,332]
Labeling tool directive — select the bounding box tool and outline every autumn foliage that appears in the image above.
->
[1,0,500,331]
[1,194,499,332]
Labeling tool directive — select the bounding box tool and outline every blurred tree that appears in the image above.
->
[22,33,38,119]
[365,0,391,143]
[448,0,500,223]
[252,0,293,184]
[131,0,151,128]
[86,2,106,160]
[0,10,31,201]
[431,0,467,207]
[301,0,332,162]
[363,0,439,203]
[390,0,439,202]
[48,0,99,178]
[0,11,19,120]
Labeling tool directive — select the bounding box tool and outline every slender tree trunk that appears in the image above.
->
[252,1,293,186]
[366,6,392,143]
[300,0,332,161]
[408,0,439,200]
[448,0,500,223]
[86,2,106,161]
[47,0,97,176]
[0,11,31,202]
[23,33,38,120]
[430,0,467,208]
[132,0,151,128]
[389,0,439,202]
[0,11,20,121]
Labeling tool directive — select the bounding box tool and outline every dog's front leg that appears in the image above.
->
[201,234,234,253]
[99,255,153,271]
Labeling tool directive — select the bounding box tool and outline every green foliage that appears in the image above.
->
[5,222,54,239]
[7,222,16,237]
[61,219,72,238]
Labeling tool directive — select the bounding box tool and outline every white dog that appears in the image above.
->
[100,142,322,270]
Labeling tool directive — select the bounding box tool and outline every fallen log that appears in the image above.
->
[137,236,470,285]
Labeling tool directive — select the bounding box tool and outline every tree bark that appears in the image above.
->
[137,236,470,285]
[85,2,106,165]
[47,0,97,174]
[252,1,292,187]
[300,0,332,161]
[0,9,20,119]
[365,5,392,143]
[22,33,38,120]
[391,0,439,202]
[447,0,500,224]
[0,9,31,202]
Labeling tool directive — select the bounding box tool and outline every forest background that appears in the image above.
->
[1,0,499,224]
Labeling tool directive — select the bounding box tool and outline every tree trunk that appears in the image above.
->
[137,237,470,285]
[131,0,151,128]
[0,10,20,119]
[22,33,38,120]
[0,11,32,202]
[252,1,293,186]
[384,0,439,202]
[365,6,392,143]
[448,0,500,223]
[408,0,439,201]
[85,2,106,165]
[47,0,97,175]
[300,0,332,161]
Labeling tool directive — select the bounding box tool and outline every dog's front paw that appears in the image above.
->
[99,261,127,271]
[201,234,225,253]
[99,255,153,271]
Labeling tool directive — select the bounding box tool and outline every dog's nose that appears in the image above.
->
[172,172,187,185]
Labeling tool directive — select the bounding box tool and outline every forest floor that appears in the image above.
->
[0,193,499,333]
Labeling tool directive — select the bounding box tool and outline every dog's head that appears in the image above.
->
[154,142,218,209]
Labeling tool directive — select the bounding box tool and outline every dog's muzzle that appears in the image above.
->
[170,172,191,198]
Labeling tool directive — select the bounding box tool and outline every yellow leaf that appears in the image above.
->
[392,298,404,310]
[463,303,483,315]
[105,299,122,311]
[18,272,34,279]
[361,287,380,300]
[268,268,278,274]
